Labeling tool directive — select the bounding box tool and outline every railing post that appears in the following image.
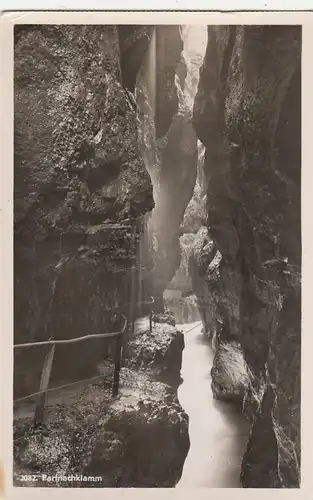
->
[149,297,154,334]
[149,311,152,334]
[112,331,123,397]
[33,344,56,426]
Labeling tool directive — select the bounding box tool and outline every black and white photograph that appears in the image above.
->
[6,14,303,491]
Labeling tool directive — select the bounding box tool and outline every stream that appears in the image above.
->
[175,321,250,488]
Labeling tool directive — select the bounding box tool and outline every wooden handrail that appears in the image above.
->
[14,301,154,349]
[14,315,127,349]
[14,298,155,422]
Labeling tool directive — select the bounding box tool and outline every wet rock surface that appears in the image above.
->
[189,226,220,336]
[14,25,155,398]
[155,26,184,138]
[126,316,185,389]
[165,293,200,326]
[14,25,190,489]
[160,29,208,311]
[141,27,203,307]
[135,26,197,309]
[13,319,189,487]
[14,23,301,490]
[193,26,301,487]
[118,26,154,92]
[211,341,250,404]
[151,109,198,303]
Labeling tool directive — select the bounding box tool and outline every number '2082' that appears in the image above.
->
[19,474,38,482]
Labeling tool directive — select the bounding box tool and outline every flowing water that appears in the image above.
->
[176,321,250,488]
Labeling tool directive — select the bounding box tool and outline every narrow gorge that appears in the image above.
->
[13,24,301,489]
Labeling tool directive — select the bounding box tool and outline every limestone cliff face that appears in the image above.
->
[14,24,190,487]
[193,26,301,488]
[118,26,154,92]
[152,110,198,304]
[155,26,184,138]
[136,27,199,307]
[189,227,221,336]
[166,27,208,297]
[14,25,156,398]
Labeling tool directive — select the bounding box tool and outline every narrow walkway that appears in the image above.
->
[176,322,249,488]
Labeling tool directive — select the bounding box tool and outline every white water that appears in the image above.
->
[176,322,250,488]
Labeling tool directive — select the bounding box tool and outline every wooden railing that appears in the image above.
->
[14,297,155,426]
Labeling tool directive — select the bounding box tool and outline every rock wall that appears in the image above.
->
[14,25,155,398]
[189,226,221,336]
[155,26,184,138]
[136,26,199,309]
[151,110,198,305]
[164,290,200,325]
[166,28,208,297]
[193,26,301,488]
[14,23,193,397]
[14,24,190,487]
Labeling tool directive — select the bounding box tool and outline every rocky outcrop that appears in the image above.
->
[169,147,207,294]
[136,26,199,309]
[13,318,189,487]
[155,26,184,138]
[161,28,208,301]
[118,26,154,92]
[193,26,301,487]
[164,291,200,325]
[189,227,220,336]
[151,109,198,305]
[211,341,251,404]
[14,25,155,399]
[180,25,208,109]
